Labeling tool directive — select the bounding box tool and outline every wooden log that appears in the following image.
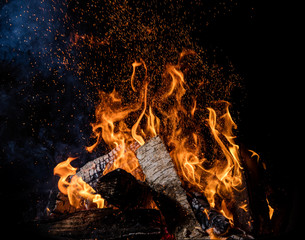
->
[47,190,77,216]
[188,191,230,235]
[35,209,162,240]
[47,142,141,216]
[76,142,140,188]
[135,136,206,239]
[96,168,154,209]
[240,145,272,235]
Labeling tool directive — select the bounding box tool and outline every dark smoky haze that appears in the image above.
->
[0,0,299,239]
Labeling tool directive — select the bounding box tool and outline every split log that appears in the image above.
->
[96,168,153,209]
[76,142,140,188]
[47,142,141,216]
[135,136,206,239]
[35,208,162,240]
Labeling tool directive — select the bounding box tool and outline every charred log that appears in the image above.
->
[188,192,230,235]
[240,145,272,235]
[135,136,206,239]
[96,168,153,209]
[35,208,162,240]
[96,168,209,238]
[47,191,77,215]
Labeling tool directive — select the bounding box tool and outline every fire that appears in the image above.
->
[205,102,243,208]
[54,50,250,226]
[54,157,104,209]
[266,197,274,220]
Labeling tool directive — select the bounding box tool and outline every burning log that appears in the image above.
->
[75,146,121,188]
[135,136,205,239]
[47,190,77,215]
[188,192,230,235]
[240,145,272,235]
[76,142,140,188]
[36,208,162,239]
[96,168,153,209]
[48,143,140,215]
[188,192,254,240]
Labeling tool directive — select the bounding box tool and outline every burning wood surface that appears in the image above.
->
[136,136,204,239]
[46,137,255,239]
[44,52,271,239]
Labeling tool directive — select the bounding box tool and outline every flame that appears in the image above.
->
[249,149,267,170]
[206,228,222,240]
[54,157,104,209]
[205,102,244,208]
[55,50,250,225]
[220,200,234,225]
[86,51,246,220]
[266,197,274,220]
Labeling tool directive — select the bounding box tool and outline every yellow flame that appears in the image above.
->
[54,157,104,209]
[53,51,252,226]
[266,197,274,220]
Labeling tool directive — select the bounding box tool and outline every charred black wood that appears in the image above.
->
[96,168,153,209]
[97,167,207,238]
[226,232,255,240]
[188,192,230,236]
[45,190,77,217]
[209,209,231,235]
[240,145,272,235]
[35,208,162,240]
[188,192,210,231]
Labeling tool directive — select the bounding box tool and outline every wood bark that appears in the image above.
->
[35,209,162,240]
[47,142,141,216]
[76,142,140,188]
[135,136,206,239]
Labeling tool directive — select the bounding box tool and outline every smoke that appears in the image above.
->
[0,0,98,222]
[0,0,67,77]
[0,0,245,224]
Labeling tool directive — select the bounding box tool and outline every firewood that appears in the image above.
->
[135,136,206,239]
[96,168,209,238]
[75,146,121,188]
[35,208,162,240]
[240,145,271,235]
[188,191,230,235]
[47,142,140,216]
[76,142,140,188]
[229,151,254,234]
[47,190,77,215]
[96,168,153,209]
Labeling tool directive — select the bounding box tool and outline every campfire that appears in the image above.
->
[36,51,273,239]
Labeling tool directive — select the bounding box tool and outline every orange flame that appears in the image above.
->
[266,197,274,220]
[205,102,243,208]
[54,157,104,209]
[55,50,250,226]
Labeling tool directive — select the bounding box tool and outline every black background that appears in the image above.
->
[0,0,300,239]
